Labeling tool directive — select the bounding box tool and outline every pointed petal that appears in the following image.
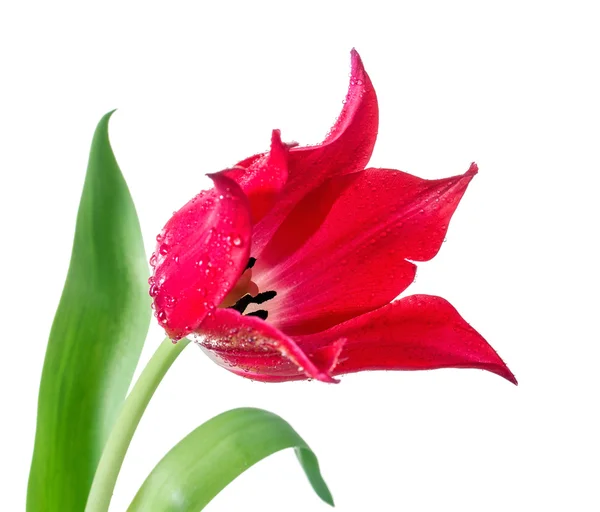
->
[222,130,289,224]
[255,165,476,335]
[195,308,340,383]
[251,49,379,256]
[294,295,517,384]
[151,173,252,339]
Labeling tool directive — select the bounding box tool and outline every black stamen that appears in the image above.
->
[229,258,276,319]
[247,310,269,320]
[229,290,277,314]
[252,290,277,304]
[230,294,254,314]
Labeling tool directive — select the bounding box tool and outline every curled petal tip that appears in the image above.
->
[269,129,288,159]
[206,171,242,190]
[308,338,347,383]
[349,49,367,82]
[467,162,479,176]
[503,367,518,386]
[485,363,517,385]
[315,373,340,384]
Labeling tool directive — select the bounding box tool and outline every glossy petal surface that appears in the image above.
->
[151,174,252,339]
[255,165,476,335]
[196,308,341,382]
[250,49,379,256]
[295,295,517,384]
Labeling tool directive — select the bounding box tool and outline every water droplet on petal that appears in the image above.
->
[157,310,168,324]
[149,284,159,297]
[159,243,170,255]
[232,236,243,247]
[164,295,177,307]
[149,254,157,267]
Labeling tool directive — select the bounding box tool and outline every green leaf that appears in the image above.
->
[27,111,151,512]
[127,408,334,511]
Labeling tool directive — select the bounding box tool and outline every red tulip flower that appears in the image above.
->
[149,50,516,385]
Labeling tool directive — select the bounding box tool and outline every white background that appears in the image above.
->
[1,1,599,510]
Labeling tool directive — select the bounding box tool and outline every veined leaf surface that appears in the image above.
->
[27,111,151,511]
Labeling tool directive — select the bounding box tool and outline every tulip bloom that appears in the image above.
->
[149,50,516,385]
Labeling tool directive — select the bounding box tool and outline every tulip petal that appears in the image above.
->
[255,165,476,335]
[151,173,252,340]
[250,49,379,255]
[295,295,517,384]
[195,308,340,383]
[222,129,289,224]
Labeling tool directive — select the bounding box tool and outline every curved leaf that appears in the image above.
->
[127,408,334,511]
[27,111,151,512]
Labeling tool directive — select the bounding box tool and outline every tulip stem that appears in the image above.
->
[85,336,191,512]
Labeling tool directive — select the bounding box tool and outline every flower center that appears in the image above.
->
[219,267,259,308]
[223,257,277,319]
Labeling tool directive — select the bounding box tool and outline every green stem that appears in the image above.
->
[85,337,191,512]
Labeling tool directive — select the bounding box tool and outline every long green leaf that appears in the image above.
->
[127,408,334,511]
[27,111,151,512]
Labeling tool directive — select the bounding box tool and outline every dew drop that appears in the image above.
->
[164,295,177,307]
[149,284,159,297]
[159,243,170,255]
[157,310,168,324]
[149,254,157,267]
[232,236,243,247]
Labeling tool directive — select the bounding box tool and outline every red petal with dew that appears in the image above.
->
[222,130,288,224]
[255,164,476,335]
[195,308,342,383]
[294,295,517,384]
[151,173,252,340]
[250,49,379,256]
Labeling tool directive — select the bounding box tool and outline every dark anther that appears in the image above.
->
[252,290,277,304]
[245,257,256,270]
[247,310,269,320]
[230,294,254,314]
[229,290,277,314]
